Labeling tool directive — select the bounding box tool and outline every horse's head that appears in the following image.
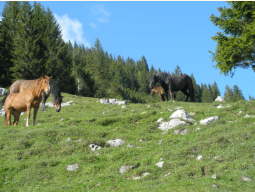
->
[42,75,52,95]
[149,74,158,89]
[53,94,63,112]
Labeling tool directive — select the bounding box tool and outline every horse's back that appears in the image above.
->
[10,79,38,93]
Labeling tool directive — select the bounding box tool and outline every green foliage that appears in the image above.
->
[210,2,255,76]
[224,85,245,102]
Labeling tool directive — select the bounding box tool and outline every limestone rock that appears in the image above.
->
[170,109,194,121]
[200,116,219,125]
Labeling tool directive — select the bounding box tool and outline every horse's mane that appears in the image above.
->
[50,79,62,103]
[27,77,44,94]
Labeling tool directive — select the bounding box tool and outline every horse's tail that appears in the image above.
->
[0,89,10,108]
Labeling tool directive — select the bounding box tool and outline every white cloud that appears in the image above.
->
[89,23,97,28]
[91,4,110,23]
[54,14,91,48]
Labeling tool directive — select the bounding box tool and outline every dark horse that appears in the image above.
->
[149,72,194,102]
[0,77,63,112]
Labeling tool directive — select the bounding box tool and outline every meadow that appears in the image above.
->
[0,93,254,192]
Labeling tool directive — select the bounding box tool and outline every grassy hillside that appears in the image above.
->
[0,93,254,191]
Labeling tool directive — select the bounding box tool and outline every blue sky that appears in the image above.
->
[1,1,255,100]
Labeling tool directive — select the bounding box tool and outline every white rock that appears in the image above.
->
[200,116,219,125]
[119,166,132,174]
[95,182,101,186]
[217,104,224,108]
[197,155,203,160]
[133,172,150,180]
[212,174,217,179]
[164,172,171,177]
[244,114,255,118]
[107,139,125,147]
[127,144,133,148]
[147,105,150,107]
[66,138,71,142]
[243,176,251,181]
[157,118,164,123]
[100,98,109,104]
[115,100,127,105]
[89,144,101,151]
[0,108,5,116]
[168,109,173,112]
[180,129,188,135]
[109,99,117,103]
[215,96,225,102]
[196,128,200,130]
[122,105,126,109]
[174,130,180,134]
[237,111,242,115]
[102,111,105,114]
[0,88,5,95]
[60,118,64,122]
[158,119,189,131]
[170,109,194,121]
[158,140,163,145]
[67,163,79,171]
[155,161,164,168]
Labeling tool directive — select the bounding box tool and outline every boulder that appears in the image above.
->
[158,119,189,131]
[215,96,225,102]
[0,108,5,116]
[0,88,5,95]
[170,109,194,121]
[200,116,219,125]
[107,139,125,147]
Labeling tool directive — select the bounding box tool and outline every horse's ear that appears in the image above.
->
[42,74,45,78]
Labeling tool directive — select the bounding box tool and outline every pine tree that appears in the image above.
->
[190,74,202,102]
[224,85,233,102]
[211,81,221,100]
[232,85,245,102]
[0,1,21,86]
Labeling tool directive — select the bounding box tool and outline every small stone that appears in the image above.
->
[60,118,64,122]
[127,144,133,148]
[243,176,251,181]
[66,138,71,142]
[212,174,217,179]
[157,118,164,123]
[197,155,202,160]
[122,105,126,109]
[164,172,171,177]
[155,161,164,168]
[67,163,79,171]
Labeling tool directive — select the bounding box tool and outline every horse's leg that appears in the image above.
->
[157,93,162,102]
[33,107,39,126]
[5,108,12,126]
[161,94,165,102]
[40,92,49,111]
[181,89,190,102]
[26,104,31,127]
[168,84,174,101]
[13,109,21,126]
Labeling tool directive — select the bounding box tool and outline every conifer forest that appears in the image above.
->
[0,1,246,103]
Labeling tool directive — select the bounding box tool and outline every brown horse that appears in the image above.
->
[1,78,62,112]
[150,85,176,102]
[4,75,51,126]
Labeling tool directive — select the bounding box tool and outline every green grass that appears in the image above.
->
[0,93,255,191]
